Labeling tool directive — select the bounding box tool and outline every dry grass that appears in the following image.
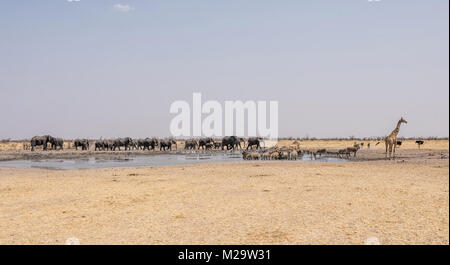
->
[0,159,448,245]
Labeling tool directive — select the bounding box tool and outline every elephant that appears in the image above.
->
[74,139,90,150]
[51,138,64,150]
[113,137,133,151]
[30,135,53,151]
[213,141,222,149]
[205,142,214,150]
[160,139,177,151]
[138,138,159,151]
[136,139,145,150]
[198,137,214,150]
[95,140,109,151]
[221,136,244,150]
[184,139,198,150]
[235,137,245,149]
[246,137,262,150]
[129,139,138,150]
[96,139,114,151]
[106,140,115,150]
[95,141,102,151]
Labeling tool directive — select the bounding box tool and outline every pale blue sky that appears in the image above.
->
[0,0,448,139]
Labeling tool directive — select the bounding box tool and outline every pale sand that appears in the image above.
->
[0,157,448,244]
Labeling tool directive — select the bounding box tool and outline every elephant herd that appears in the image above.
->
[184,136,262,150]
[84,137,176,151]
[29,135,178,152]
[28,135,265,152]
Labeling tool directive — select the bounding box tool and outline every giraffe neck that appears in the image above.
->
[389,120,402,137]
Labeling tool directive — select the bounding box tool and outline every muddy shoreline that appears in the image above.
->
[0,150,194,162]
[0,148,448,164]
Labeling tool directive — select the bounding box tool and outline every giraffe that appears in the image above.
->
[385,117,407,159]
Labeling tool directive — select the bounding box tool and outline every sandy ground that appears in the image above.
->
[0,145,448,244]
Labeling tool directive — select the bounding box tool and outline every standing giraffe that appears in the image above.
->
[385,117,407,159]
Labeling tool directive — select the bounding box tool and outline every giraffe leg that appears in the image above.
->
[385,141,388,158]
[390,144,394,159]
[388,143,392,160]
[393,143,397,159]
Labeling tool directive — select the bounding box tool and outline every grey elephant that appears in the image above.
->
[222,136,244,150]
[198,137,215,150]
[246,137,262,150]
[51,138,64,150]
[136,139,145,150]
[30,135,53,151]
[160,139,176,151]
[138,138,159,151]
[95,140,109,151]
[213,141,222,149]
[113,137,133,151]
[94,141,102,151]
[129,139,138,150]
[148,138,159,150]
[74,139,90,150]
[184,139,198,150]
[106,139,115,150]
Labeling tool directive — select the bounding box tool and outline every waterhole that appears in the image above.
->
[0,151,347,170]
